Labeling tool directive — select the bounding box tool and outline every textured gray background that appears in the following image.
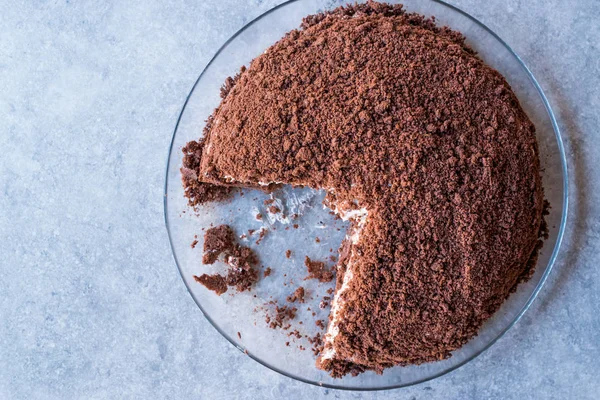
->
[0,0,598,399]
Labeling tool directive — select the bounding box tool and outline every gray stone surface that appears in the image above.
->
[0,0,598,398]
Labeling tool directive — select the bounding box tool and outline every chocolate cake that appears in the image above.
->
[181,2,545,377]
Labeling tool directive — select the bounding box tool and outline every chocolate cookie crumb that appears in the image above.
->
[190,239,198,249]
[263,267,272,277]
[285,249,292,258]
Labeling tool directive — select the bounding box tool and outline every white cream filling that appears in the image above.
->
[264,197,290,225]
[320,204,368,361]
[222,175,237,183]
[320,257,356,361]
[258,181,284,186]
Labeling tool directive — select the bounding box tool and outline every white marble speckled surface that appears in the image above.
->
[0,0,598,398]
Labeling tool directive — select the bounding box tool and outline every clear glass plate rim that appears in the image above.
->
[163,0,569,391]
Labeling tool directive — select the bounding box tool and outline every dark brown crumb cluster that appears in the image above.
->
[181,139,232,206]
[193,274,228,296]
[319,297,331,309]
[304,257,334,283]
[255,228,267,245]
[265,304,298,329]
[182,1,546,378]
[193,225,259,295]
[286,286,306,303]
[307,333,324,356]
[268,206,280,214]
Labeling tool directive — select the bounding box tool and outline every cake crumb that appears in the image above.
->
[268,205,281,214]
[288,329,302,339]
[195,225,260,293]
[265,304,297,329]
[286,286,306,303]
[308,332,324,356]
[202,225,235,264]
[180,139,232,206]
[304,256,334,282]
[193,274,227,296]
[255,228,267,245]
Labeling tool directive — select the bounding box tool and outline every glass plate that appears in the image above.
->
[164,0,568,390]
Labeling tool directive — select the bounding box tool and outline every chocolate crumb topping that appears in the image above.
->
[182,1,546,378]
